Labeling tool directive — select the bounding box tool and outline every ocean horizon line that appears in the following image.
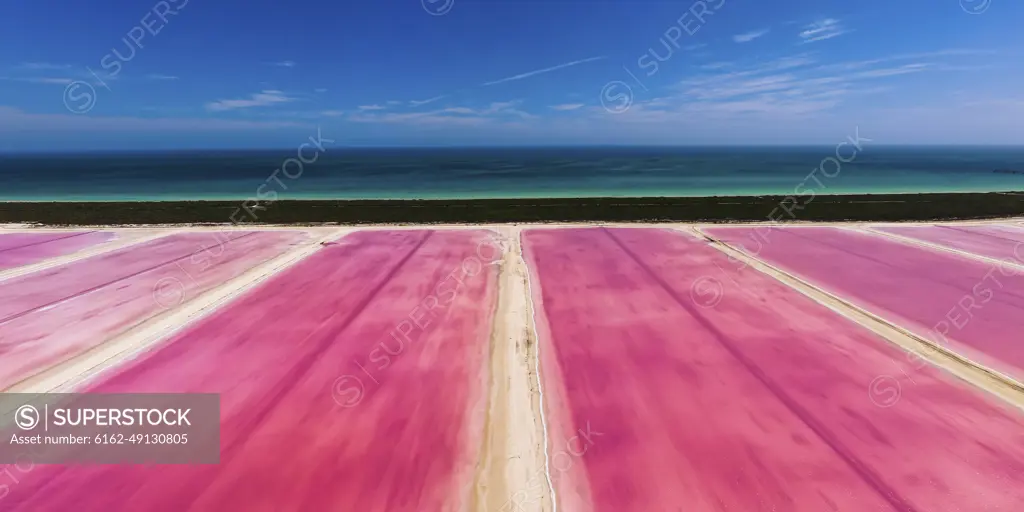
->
[4,189,1024,204]
[5,144,1024,156]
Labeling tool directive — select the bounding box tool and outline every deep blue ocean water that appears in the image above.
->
[1,146,1023,201]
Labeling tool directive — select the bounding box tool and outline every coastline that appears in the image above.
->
[2,192,1024,225]
[2,184,1022,202]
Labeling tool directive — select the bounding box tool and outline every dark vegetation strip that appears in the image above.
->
[2,192,1024,225]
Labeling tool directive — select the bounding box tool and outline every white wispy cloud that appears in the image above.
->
[962,98,1024,109]
[205,90,294,111]
[439,107,477,114]
[799,18,849,43]
[0,106,305,131]
[358,104,386,111]
[550,103,584,111]
[146,74,179,80]
[352,100,533,125]
[3,65,117,86]
[17,62,71,70]
[676,55,816,89]
[466,101,534,118]
[482,56,606,86]
[849,63,931,78]
[18,77,75,85]
[817,49,992,73]
[272,61,297,67]
[409,95,445,106]
[701,62,733,70]
[896,48,996,59]
[733,29,770,43]
[352,112,490,126]
[350,107,488,126]
[684,73,802,101]
[320,110,346,117]
[639,51,955,120]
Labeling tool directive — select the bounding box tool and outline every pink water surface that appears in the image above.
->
[0,230,309,388]
[707,226,1024,381]
[2,229,498,511]
[0,232,91,251]
[873,223,1024,262]
[0,231,115,271]
[0,231,255,321]
[524,227,1024,512]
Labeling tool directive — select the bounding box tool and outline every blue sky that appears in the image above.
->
[2,0,1022,150]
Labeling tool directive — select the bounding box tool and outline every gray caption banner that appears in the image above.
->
[1,393,220,464]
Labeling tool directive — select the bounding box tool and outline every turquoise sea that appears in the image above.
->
[1,146,1022,201]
